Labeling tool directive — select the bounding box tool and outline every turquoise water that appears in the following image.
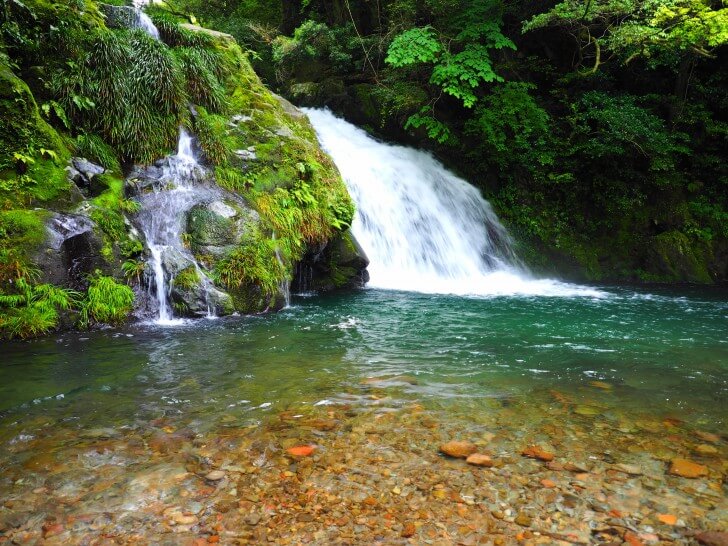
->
[1,286,726,440]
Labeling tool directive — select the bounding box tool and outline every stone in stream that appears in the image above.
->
[522,445,555,462]
[694,443,719,456]
[574,404,601,416]
[694,431,721,444]
[668,458,708,478]
[696,532,728,546]
[287,445,316,457]
[401,522,416,538]
[205,470,226,481]
[656,514,677,525]
[439,441,477,459]
[465,453,493,467]
[614,463,643,476]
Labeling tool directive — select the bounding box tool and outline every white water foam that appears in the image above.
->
[303,108,603,298]
[128,1,160,40]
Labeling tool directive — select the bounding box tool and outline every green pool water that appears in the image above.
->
[1,285,726,442]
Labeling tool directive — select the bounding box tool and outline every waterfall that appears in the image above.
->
[135,129,219,324]
[304,109,602,298]
[129,1,160,40]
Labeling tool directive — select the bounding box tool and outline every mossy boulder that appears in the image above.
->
[186,200,259,259]
[170,264,234,317]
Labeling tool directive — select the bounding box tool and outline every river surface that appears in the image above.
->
[2,286,726,431]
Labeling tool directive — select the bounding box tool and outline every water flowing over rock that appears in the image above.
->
[304,109,602,298]
[99,3,160,40]
[132,129,225,322]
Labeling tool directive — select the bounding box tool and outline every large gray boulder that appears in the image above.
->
[65,157,106,197]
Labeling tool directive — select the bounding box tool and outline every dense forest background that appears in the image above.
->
[164,0,728,283]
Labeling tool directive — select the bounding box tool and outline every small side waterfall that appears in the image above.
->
[129,1,160,40]
[304,109,602,298]
[135,129,219,323]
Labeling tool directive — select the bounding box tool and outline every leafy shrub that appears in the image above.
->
[78,271,134,327]
[0,278,78,339]
[75,132,121,172]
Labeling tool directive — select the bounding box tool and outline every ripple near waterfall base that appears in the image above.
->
[304,108,602,298]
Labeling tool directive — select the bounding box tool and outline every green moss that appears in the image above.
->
[87,172,139,262]
[0,53,72,209]
[643,230,713,283]
[173,266,201,290]
[0,209,48,283]
[212,222,284,312]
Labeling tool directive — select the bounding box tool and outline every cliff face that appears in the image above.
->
[0,1,367,339]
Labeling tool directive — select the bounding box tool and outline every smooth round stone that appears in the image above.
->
[205,470,226,481]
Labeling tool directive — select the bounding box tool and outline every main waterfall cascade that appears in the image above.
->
[304,108,602,298]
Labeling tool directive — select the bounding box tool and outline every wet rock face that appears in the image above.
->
[125,157,209,197]
[293,230,370,293]
[170,271,233,318]
[34,213,106,289]
[186,200,259,259]
[147,247,234,318]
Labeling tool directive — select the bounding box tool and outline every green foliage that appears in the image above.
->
[569,92,690,173]
[121,258,145,283]
[213,223,284,298]
[464,83,552,169]
[173,265,200,290]
[524,0,728,68]
[385,4,514,109]
[75,132,121,173]
[272,20,368,83]
[174,46,228,112]
[0,277,78,339]
[194,108,231,165]
[78,271,134,327]
[51,29,186,163]
[150,12,214,48]
[385,26,442,66]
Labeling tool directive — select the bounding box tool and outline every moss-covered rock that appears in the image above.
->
[641,230,713,283]
[186,199,259,259]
